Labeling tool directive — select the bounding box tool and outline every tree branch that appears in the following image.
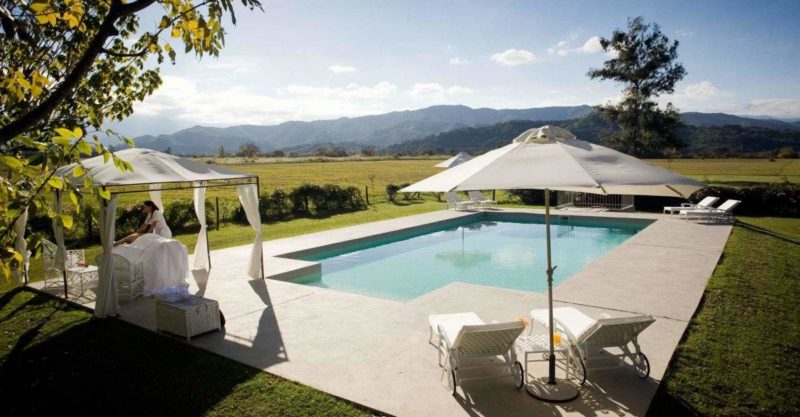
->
[0,0,158,144]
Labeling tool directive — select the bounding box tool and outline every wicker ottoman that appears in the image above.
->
[155,295,221,340]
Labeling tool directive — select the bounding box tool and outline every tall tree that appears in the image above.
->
[0,0,261,279]
[588,16,686,157]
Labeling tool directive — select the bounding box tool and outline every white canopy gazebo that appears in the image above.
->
[43,148,264,318]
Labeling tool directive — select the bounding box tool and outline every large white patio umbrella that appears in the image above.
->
[434,152,472,168]
[400,125,704,401]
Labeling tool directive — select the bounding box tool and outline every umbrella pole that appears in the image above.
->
[545,189,556,385]
[526,188,580,402]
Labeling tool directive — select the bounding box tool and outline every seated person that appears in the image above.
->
[114,200,172,246]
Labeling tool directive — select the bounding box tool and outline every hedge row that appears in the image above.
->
[29,183,366,246]
[509,183,800,217]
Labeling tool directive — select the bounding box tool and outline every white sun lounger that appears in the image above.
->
[530,307,654,384]
[467,191,496,209]
[663,196,719,215]
[680,199,741,222]
[429,312,525,395]
[445,192,473,210]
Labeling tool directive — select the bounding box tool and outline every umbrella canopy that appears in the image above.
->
[402,126,703,198]
[434,152,472,168]
[56,148,252,187]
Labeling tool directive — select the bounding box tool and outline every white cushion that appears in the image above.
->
[429,312,484,341]
[531,307,598,342]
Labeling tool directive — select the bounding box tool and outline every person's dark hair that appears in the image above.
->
[142,200,159,211]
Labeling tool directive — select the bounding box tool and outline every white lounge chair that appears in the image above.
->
[680,199,741,222]
[467,191,496,209]
[663,196,719,215]
[429,312,525,395]
[531,307,654,384]
[445,192,473,210]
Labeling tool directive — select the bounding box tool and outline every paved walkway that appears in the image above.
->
[34,208,732,416]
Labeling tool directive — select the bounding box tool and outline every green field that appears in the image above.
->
[647,158,800,184]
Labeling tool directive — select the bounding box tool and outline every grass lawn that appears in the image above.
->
[647,216,800,417]
[646,158,800,184]
[0,286,378,416]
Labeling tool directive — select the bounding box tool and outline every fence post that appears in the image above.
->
[365,186,369,205]
[492,190,496,201]
[215,197,220,230]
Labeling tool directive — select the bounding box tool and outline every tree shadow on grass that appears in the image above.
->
[735,220,800,245]
[0,304,264,417]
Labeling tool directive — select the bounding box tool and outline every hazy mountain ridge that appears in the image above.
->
[133,105,594,153]
[131,104,799,155]
[386,113,800,157]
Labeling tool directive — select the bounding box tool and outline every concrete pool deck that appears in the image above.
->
[32,208,732,416]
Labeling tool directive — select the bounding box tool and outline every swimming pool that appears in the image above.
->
[292,214,650,301]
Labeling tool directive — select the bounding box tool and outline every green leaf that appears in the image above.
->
[47,177,64,189]
[60,213,74,229]
[69,191,79,205]
[2,156,24,169]
[76,140,92,155]
[55,127,74,138]
[53,136,72,146]
[73,164,86,177]
[98,188,111,200]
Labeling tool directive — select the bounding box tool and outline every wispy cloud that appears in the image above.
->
[548,36,606,56]
[449,57,469,65]
[409,82,474,102]
[739,98,800,118]
[676,28,694,38]
[328,64,356,74]
[490,49,538,66]
[134,76,396,125]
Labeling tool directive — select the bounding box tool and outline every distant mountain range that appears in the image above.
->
[130,105,800,156]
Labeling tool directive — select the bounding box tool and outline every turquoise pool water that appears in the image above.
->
[295,215,648,301]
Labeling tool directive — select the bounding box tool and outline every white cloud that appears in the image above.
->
[328,64,356,74]
[490,49,538,66]
[549,36,606,56]
[682,81,734,100]
[134,76,396,126]
[676,28,694,38]
[739,98,800,118]
[665,81,734,110]
[408,83,474,102]
[449,57,469,65]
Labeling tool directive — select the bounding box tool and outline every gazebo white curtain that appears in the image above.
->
[237,184,262,279]
[12,208,29,283]
[96,195,119,318]
[149,184,163,211]
[193,185,209,270]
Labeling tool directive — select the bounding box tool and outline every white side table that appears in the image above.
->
[66,266,99,298]
[514,334,572,383]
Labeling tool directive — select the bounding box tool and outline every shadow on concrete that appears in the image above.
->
[453,360,659,417]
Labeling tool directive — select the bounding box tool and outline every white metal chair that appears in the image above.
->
[467,191,496,209]
[95,254,144,301]
[680,199,741,222]
[41,239,85,288]
[445,192,473,210]
[663,196,719,215]
[429,312,525,395]
[531,307,654,384]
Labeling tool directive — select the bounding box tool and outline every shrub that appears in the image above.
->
[508,189,546,205]
[693,183,800,217]
[386,184,402,202]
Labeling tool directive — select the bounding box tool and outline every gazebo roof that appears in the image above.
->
[56,148,253,187]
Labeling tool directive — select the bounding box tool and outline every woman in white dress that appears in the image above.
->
[114,200,172,246]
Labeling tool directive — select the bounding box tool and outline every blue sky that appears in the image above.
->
[119,0,800,136]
